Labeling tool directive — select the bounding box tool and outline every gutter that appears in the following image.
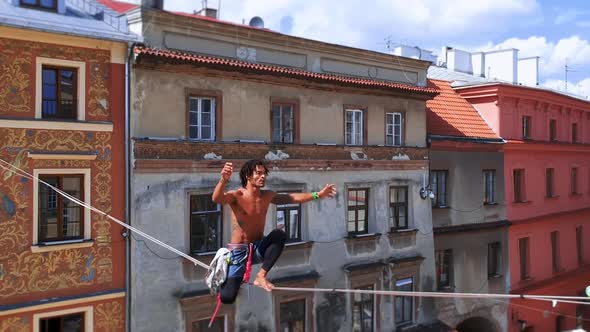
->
[428,134,505,144]
[124,41,139,332]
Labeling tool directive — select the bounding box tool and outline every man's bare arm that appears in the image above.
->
[271,184,337,204]
[212,162,237,204]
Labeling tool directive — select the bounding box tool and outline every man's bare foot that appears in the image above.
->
[253,273,274,292]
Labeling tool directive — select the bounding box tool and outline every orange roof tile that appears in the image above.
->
[134,46,439,94]
[427,79,500,140]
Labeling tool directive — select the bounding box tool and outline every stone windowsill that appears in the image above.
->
[346,232,381,242]
[569,193,583,198]
[284,241,314,251]
[387,229,417,249]
[488,274,503,280]
[511,200,532,206]
[483,202,498,206]
[31,239,94,253]
[545,195,560,200]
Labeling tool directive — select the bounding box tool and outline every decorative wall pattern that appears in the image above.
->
[0,38,111,120]
[96,301,124,331]
[0,128,113,298]
[0,317,29,332]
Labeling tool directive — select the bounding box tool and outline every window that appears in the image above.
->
[513,169,525,202]
[345,109,364,145]
[352,285,374,332]
[522,116,532,139]
[278,299,306,332]
[276,194,301,242]
[38,175,83,243]
[40,313,84,332]
[347,188,369,235]
[551,231,561,273]
[430,171,448,208]
[188,97,216,140]
[549,119,557,141]
[385,112,403,146]
[488,242,501,278]
[519,237,530,280]
[483,170,495,204]
[20,0,57,10]
[389,186,408,229]
[435,249,452,289]
[546,168,555,197]
[189,194,222,254]
[572,123,578,143]
[193,317,224,332]
[571,167,579,194]
[577,226,583,266]
[42,66,77,119]
[395,278,414,327]
[271,102,297,143]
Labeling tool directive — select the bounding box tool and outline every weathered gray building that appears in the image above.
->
[426,78,508,331]
[125,3,441,331]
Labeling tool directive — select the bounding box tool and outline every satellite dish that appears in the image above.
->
[249,16,264,28]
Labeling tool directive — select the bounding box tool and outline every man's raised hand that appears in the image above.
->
[319,184,337,199]
[220,162,233,182]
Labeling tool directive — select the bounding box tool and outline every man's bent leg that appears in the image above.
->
[254,229,287,291]
[219,277,243,304]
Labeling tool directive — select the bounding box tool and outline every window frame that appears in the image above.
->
[522,116,532,139]
[36,57,86,121]
[487,242,501,278]
[482,169,496,204]
[347,188,369,236]
[185,88,222,141]
[389,186,408,230]
[33,306,92,332]
[19,0,57,11]
[32,168,92,248]
[394,277,414,327]
[571,167,579,195]
[577,226,583,266]
[385,111,404,146]
[513,169,526,203]
[572,123,578,143]
[435,249,453,289]
[352,284,375,332]
[189,193,223,255]
[430,170,448,208]
[276,191,302,243]
[549,119,557,142]
[41,65,78,120]
[38,174,85,243]
[551,230,561,273]
[546,168,555,198]
[344,106,367,146]
[270,97,300,144]
[519,237,530,280]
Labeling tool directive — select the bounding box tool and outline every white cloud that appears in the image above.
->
[161,0,541,49]
[542,78,590,99]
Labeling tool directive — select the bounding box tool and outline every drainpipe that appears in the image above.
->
[124,41,137,332]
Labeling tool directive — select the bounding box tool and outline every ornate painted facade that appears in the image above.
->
[0,0,136,327]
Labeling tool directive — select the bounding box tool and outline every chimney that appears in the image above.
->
[518,57,539,86]
[141,0,163,10]
[446,48,473,74]
[483,49,518,83]
[471,52,485,77]
[391,45,437,63]
[195,7,218,19]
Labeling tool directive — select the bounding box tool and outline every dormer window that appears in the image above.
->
[20,0,57,11]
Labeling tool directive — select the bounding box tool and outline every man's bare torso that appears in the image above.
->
[228,188,275,243]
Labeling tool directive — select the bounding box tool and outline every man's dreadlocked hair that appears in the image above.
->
[240,159,269,188]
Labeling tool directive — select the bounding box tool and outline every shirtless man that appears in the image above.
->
[212,159,336,304]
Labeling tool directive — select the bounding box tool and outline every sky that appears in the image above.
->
[160,0,590,98]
